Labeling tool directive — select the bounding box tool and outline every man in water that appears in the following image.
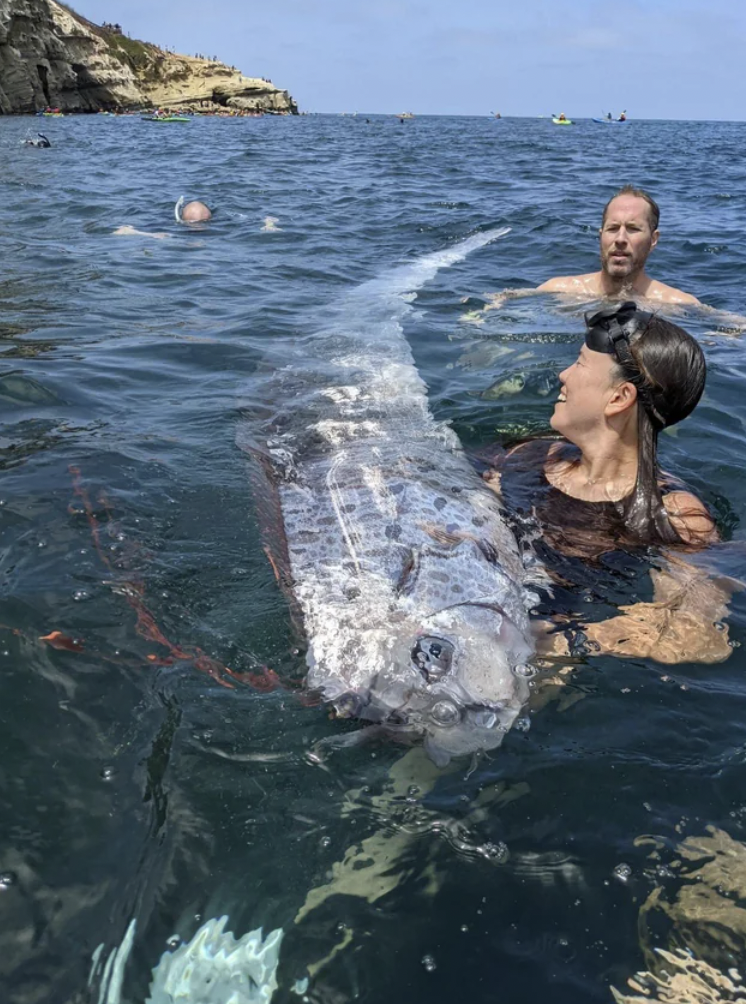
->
[113,199,212,238]
[537,186,699,305]
[23,133,51,148]
[465,186,700,319]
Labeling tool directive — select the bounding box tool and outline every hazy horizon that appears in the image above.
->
[78,0,746,121]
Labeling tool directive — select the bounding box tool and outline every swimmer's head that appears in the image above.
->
[174,197,212,224]
[582,301,705,431]
[552,302,706,545]
[181,200,212,223]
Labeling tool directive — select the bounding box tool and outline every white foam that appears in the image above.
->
[93,915,284,1004]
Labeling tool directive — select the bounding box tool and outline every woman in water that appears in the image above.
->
[483,301,732,664]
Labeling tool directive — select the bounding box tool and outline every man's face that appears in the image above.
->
[599,195,659,281]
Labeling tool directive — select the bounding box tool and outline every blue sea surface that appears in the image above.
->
[1,113,746,1003]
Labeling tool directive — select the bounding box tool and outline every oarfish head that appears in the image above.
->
[326,537,536,765]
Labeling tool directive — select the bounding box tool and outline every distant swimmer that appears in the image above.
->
[114,197,212,238]
[174,196,212,223]
[23,133,51,148]
[261,216,281,232]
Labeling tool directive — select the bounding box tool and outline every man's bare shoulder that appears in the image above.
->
[643,279,700,305]
[536,273,601,294]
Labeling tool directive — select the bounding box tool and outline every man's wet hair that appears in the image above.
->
[602,185,660,231]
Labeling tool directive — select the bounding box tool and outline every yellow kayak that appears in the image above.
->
[552,117,573,125]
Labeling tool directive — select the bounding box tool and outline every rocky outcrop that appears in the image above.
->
[0,0,297,114]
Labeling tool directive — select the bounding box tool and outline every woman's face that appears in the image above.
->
[551,344,622,441]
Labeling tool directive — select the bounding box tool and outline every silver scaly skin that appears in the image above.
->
[246,228,541,765]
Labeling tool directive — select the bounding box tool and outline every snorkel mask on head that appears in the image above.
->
[584,301,666,428]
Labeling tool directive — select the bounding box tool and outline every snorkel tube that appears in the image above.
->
[174,195,185,223]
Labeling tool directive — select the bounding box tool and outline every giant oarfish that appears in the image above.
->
[242,228,540,764]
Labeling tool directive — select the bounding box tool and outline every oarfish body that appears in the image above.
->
[246,229,539,764]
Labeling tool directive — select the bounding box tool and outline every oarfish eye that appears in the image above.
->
[412,636,454,682]
[430,700,461,726]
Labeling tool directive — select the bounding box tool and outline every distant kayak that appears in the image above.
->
[552,118,573,125]
[141,116,191,123]
[592,117,628,124]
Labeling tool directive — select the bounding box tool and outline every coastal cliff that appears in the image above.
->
[0,0,297,114]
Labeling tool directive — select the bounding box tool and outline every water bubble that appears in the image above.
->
[480,841,508,863]
[460,924,469,933]
[408,785,420,797]
[166,935,180,949]
[613,863,632,883]
[656,865,675,879]
[421,954,437,973]
[513,663,537,679]
[100,767,116,781]
[0,872,17,890]
[37,540,47,548]
[320,836,331,849]
[514,716,531,733]
[73,590,90,602]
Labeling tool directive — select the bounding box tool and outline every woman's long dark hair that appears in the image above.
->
[612,313,706,545]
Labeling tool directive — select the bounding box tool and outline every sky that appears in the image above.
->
[79,0,746,120]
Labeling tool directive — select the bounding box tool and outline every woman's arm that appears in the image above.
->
[537,497,733,666]
[584,559,733,664]
[538,555,734,665]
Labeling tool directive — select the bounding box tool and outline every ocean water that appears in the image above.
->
[1,113,746,1003]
